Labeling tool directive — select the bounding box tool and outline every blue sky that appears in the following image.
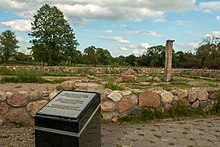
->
[0,0,220,56]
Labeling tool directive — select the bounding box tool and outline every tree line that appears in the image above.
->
[0,4,220,69]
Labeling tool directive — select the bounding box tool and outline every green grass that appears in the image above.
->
[105,82,124,90]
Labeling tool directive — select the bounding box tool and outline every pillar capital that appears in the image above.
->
[166,40,175,43]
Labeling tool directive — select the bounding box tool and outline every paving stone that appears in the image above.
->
[196,139,215,146]
[114,138,131,146]
[132,141,150,147]
[177,138,197,146]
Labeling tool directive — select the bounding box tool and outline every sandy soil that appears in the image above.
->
[0,83,58,92]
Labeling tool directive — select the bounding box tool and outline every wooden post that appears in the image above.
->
[164,40,175,82]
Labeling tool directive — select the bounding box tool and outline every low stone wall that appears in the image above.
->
[1,65,220,77]
[0,88,219,126]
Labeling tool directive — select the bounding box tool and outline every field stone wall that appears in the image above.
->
[0,88,219,126]
[2,65,220,77]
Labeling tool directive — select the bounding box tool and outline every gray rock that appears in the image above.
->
[107,91,122,102]
[130,94,138,105]
[209,92,218,100]
[188,91,197,103]
[128,107,143,116]
[200,100,209,108]
[121,90,132,96]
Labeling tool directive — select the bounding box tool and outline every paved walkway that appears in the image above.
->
[1,117,220,147]
[102,117,220,147]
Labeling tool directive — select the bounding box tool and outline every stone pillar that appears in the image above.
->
[164,40,175,82]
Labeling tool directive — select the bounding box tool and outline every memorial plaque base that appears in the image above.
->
[35,90,101,147]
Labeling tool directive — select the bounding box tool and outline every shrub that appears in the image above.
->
[104,82,124,90]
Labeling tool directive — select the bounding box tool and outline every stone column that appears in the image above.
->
[164,40,175,82]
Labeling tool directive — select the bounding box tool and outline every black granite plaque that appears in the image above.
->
[35,90,101,147]
[38,91,96,119]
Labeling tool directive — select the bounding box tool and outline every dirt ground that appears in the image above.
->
[0,83,58,92]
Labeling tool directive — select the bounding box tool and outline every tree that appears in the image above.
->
[83,46,97,64]
[15,52,32,62]
[96,48,112,65]
[179,52,201,68]
[125,54,137,66]
[0,30,19,63]
[196,36,220,69]
[145,45,165,67]
[29,4,78,66]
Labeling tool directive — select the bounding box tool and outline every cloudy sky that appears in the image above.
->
[0,0,220,56]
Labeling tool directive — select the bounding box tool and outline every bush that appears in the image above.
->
[104,82,124,90]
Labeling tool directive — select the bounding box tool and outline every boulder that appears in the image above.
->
[0,102,9,115]
[29,90,42,101]
[177,89,187,99]
[130,94,138,105]
[164,103,172,111]
[7,93,28,107]
[200,100,209,108]
[161,91,174,103]
[128,107,143,116]
[121,90,132,96]
[101,101,116,112]
[138,91,161,108]
[197,90,208,101]
[209,92,218,100]
[0,119,3,126]
[5,108,33,126]
[0,91,6,102]
[188,91,197,103]
[26,100,48,117]
[107,91,122,102]
[118,98,134,113]
[191,100,199,108]
[57,80,75,90]
[102,113,113,120]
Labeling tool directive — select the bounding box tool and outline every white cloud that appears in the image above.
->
[0,0,197,25]
[104,30,113,33]
[1,20,32,32]
[126,30,165,38]
[16,36,29,43]
[132,49,145,56]
[119,47,128,51]
[216,16,220,21]
[207,31,220,38]
[176,42,199,51]
[98,36,130,44]
[199,2,220,13]
[140,43,151,49]
[175,20,191,26]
